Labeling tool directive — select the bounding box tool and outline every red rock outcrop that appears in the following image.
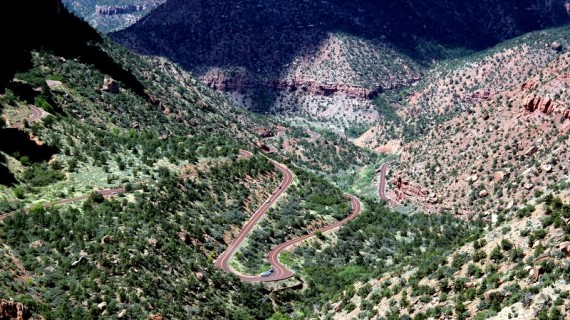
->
[201,71,383,99]
[521,80,539,91]
[0,300,29,320]
[392,176,429,201]
[269,80,382,99]
[253,127,274,138]
[523,96,570,120]
[149,95,170,114]
[178,230,191,245]
[464,90,493,103]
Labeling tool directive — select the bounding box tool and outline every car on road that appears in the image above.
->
[111,192,118,195]
[260,268,274,277]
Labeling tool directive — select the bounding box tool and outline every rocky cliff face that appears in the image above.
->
[110,0,569,123]
[0,300,30,320]
[523,95,570,119]
[95,5,146,16]
[361,29,570,217]
[201,73,386,100]
[62,0,165,33]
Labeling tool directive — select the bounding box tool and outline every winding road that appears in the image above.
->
[259,194,361,282]
[1,144,363,283]
[28,105,47,122]
[214,159,294,281]
[306,129,320,141]
[215,157,362,282]
[7,105,47,129]
[238,149,253,159]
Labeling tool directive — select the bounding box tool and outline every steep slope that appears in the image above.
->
[110,0,569,125]
[328,191,570,319]
[356,27,570,218]
[0,1,285,318]
[61,0,165,33]
[0,1,394,319]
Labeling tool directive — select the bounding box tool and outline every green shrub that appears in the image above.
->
[489,246,503,261]
[23,163,65,187]
[500,239,513,251]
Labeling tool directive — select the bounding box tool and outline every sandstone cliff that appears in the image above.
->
[95,5,146,16]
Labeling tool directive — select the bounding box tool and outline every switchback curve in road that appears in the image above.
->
[258,194,361,282]
[214,159,294,281]
[215,158,362,282]
[7,105,47,129]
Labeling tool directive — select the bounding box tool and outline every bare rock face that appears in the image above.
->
[178,230,191,245]
[521,80,539,91]
[195,272,204,281]
[494,171,506,181]
[0,300,30,320]
[466,175,478,182]
[29,240,45,248]
[45,79,63,89]
[101,235,113,245]
[532,266,543,281]
[270,80,382,99]
[479,189,489,198]
[464,90,493,103]
[96,5,146,16]
[559,242,570,256]
[149,314,163,320]
[427,193,439,204]
[102,77,119,93]
[551,41,563,51]
[525,146,538,156]
[391,176,429,202]
[524,96,556,113]
[201,71,383,100]
[523,96,570,120]
[483,290,503,302]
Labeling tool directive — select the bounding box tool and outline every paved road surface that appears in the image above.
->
[215,158,362,282]
[257,194,361,282]
[378,163,395,204]
[29,105,47,122]
[238,149,253,159]
[306,129,320,141]
[214,160,294,280]
[8,105,47,128]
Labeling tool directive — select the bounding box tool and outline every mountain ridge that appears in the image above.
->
[110,0,570,122]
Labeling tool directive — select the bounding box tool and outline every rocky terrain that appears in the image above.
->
[0,1,288,318]
[110,0,570,126]
[5,1,570,319]
[328,191,570,319]
[355,27,570,220]
[62,0,165,33]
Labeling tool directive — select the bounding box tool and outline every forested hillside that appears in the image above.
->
[109,0,570,125]
[4,1,570,319]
